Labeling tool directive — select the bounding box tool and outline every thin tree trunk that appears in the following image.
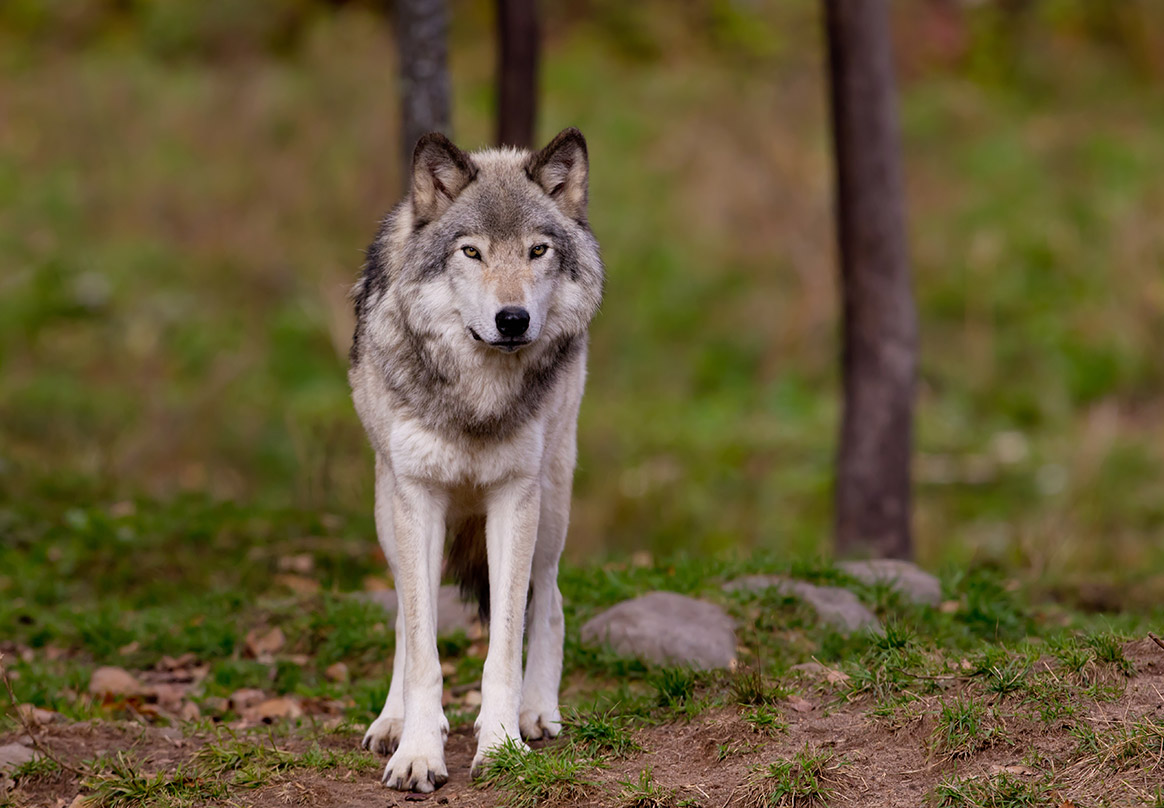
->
[496,0,539,148]
[397,0,450,192]
[824,0,918,559]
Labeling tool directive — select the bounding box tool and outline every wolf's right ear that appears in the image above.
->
[410,133,476,225]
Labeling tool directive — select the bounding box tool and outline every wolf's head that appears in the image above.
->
[396,128,603,354]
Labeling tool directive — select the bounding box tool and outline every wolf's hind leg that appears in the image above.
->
[518,478,569,741]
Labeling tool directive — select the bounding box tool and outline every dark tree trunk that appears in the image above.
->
[396,0,451,192]
[496,0,539,148]
[824,0,918,559]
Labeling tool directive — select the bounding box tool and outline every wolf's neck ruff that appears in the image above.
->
[378,313,584,442]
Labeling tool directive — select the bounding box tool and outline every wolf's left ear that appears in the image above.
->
[528,128,589,223]
[411,132,477,225]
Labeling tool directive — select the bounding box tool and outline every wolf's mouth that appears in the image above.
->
[468,327,529,353]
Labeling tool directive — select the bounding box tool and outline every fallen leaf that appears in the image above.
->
[89,666,144,697]
[157,653,198,671]
[273,574,320,594]
[229,688,266,711]
[785,695,815,713]
[325,662,350,683]
[244,627,285,658]
[462,690,482,707]
[17,704,61,726]
[118,641,140,656]
[277,553,315,574]
[255,697,302,722]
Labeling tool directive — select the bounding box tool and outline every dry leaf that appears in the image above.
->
[273,574,320,594]
[325,662,350,683]
[785,695,815,713]
[244,627,285,658]
[88,666,144,697]
[255,697,303,721]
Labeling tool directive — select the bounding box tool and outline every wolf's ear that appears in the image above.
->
[528,128,589,223]
[410,133,476,225]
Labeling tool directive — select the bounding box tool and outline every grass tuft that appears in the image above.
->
[476,736,593,808]
[741,745,841,807]
[619,766,675,808]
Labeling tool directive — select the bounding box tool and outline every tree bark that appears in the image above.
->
[396,0,451,192]
[496,0,539,148]
[824,0,918,559]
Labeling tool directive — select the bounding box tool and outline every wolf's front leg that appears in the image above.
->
[379,472,450,793]
[472,476,542,777]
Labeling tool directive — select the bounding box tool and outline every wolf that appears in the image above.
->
[348,128,603,792]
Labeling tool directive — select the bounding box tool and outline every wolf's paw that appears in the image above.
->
[382,740,448,793]
[519,705,561,741]
[362,714,404,756]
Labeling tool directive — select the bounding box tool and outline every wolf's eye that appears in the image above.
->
[461,246,481,260]
[529,244,548,259]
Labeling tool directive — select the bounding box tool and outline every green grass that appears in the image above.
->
[933,772,1048,808]
[563,704,644,758]
[931,697,1000,761]
[742,746,842,807]
[475,737,594,808]
[0,2,1163,580]
[619,767,675,808]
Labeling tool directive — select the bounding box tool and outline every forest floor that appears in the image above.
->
[3,497,1163,808]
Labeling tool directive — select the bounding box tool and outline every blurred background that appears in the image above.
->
[2,0,1163,589]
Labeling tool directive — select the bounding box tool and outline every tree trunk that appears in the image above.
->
[496,0,539,148]
[824,0,918,559]
[396,0,451,192]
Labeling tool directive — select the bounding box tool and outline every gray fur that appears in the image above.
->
[350,130,604,442]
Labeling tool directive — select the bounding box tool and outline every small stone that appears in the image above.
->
[837,559,942,606]
[88,666,144,697]
[580,591,737,670]
[0,744,37,775]
[723,576,881,635]
[325,662,350,683]
[462,690,482,707]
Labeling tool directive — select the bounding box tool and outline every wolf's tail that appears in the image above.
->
[447,514,490,622]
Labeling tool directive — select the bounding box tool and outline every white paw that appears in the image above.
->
[382,735,448,793]
[362,713,404,756]
[519,704,562,740]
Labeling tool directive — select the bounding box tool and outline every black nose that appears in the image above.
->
[495,306,530,338]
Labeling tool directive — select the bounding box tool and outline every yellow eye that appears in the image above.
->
[530,244,548,258]
[462,246,481,260]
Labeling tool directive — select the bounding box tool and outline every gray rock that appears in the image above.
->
[0,743,38,775]
[580,591,737,670]
[723,575,881,635]
[361,585,481,636]
[838,559,942,606]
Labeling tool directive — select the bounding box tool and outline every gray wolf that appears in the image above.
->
[348,128,603,791]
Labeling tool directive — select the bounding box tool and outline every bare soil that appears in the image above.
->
[5,639,1163,808]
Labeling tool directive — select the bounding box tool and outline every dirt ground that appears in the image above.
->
[4,638,1162,808]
